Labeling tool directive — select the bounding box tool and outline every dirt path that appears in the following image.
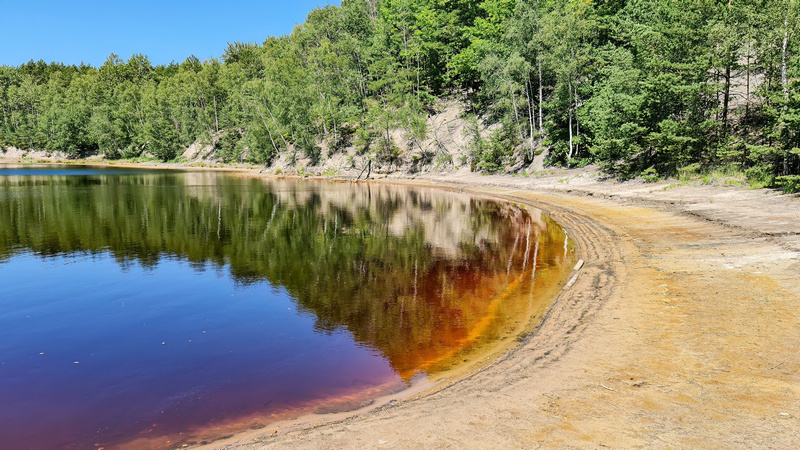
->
[201,172,799,449]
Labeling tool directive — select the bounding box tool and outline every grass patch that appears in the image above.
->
[744,165,775,190]
[775,175,800,193]
[640,167,659,183]
[669,164,748,187]
[118,155,161,164]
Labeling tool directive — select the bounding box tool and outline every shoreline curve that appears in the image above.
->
[3,160,799,448]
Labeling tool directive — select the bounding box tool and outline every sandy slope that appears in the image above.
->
[199,169,800,449]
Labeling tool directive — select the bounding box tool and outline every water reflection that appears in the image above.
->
[0,167,575,448]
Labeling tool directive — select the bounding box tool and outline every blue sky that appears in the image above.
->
[1,0,339,67]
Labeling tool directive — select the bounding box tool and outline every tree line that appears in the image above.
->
[1,0,799,188]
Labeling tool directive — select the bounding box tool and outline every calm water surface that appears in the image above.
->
[0,165,575,449]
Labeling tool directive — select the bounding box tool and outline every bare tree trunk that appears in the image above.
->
[401,20,409,71]
[213,95,219,133]
[723,64,731,128]
[574,83,580,158]
[10,106,18,132]
[783,6,789,102]
[715,70,720,122]
[568,80,574,165]
[416,48,421,97]
[263,102,290,151]
[783,3,790,175]
[525,76,535,161]
[356,159,372,180]
[240,95,279,160]
[367,0,378,20]
[505,77,522,139]
[538,57,544,134]
[319,93,328,135]
[746,52,751,121]
[327,98,338,149]
[722,0,734,127]
[511,89,520,128]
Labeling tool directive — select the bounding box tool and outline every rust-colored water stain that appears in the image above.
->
[0,169,576,449]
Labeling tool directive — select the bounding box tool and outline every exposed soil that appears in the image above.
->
[2,157,798,448]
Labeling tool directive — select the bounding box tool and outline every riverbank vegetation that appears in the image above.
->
[1,0,799,190]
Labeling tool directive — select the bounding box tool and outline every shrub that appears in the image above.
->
[745,165,775,189]
[775,175,800,193]
[640,167,659,183]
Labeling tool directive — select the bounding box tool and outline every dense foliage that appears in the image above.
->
[1,0,800,185]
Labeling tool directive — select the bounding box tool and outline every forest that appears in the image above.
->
[1,0,800,190]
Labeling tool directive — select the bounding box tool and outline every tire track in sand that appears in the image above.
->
[206,185,800,449]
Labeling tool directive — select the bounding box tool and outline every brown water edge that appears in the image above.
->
[115,376,416,450]
[367,181,580,383]
[86,176,578,450]
[155,196,575,450]
[122,252,576,449]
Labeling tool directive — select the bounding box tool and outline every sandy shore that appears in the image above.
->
[3,158,799,448]
[206,169,800,448]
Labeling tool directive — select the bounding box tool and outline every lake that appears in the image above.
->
[0,165,575,449]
